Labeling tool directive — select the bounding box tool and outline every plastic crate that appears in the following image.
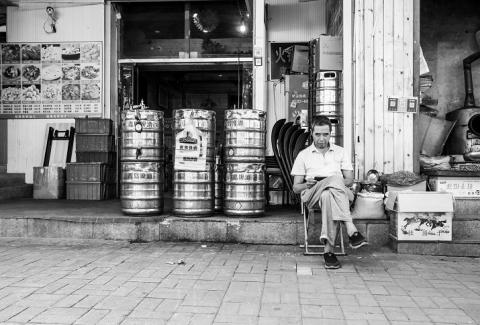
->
[66,181,116,200]
[75,118,113,134]
[76,151,116,165]
[76,134,115,152]
[66,162,115,183]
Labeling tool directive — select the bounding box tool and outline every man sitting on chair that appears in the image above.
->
[291,115,367,269]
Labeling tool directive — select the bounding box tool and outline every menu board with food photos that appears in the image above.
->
[0,42,102,119]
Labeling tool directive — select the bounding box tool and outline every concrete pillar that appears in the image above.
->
[253,0,266,111]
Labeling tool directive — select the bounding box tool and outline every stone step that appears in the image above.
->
[452,219,480,241]
[391,239,480,257]
[453,198,480,216]
[0,173,26,187]
[0,184,33,200]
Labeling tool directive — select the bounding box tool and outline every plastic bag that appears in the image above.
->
[381,171,426,186]
[352,192,385,219]
[419,155,451,170]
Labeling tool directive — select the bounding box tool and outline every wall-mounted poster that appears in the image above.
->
[174,117,207,171]
[0,41,102,119]
[269,42,308,80]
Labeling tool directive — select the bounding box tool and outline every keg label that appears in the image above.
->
[174,117,207,171]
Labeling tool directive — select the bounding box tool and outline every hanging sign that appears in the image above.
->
[174,118,207,171]
[0,41,103,119]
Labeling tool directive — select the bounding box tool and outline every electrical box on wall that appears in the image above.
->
[387,97,419,113]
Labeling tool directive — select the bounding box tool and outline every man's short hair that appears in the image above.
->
[311,115,332,132]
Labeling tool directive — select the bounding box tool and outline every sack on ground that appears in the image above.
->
[352,192,385,219]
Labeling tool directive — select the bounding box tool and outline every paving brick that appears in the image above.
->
[4,306,41,323]
[374,295,417,308]
[424,308,476,323]
[74,295,106,309]
[94,295,142,311]
[121,318,167,325]
[74,309,110,324]
[258,316,301,325]
[259,303,301,318]
[16,293,65,307]
[31,307,89,324]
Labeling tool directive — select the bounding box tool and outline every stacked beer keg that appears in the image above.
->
[314,71,343,146]
[214,147,223,212]
[223,109,266,216]
[172,109,216,216]
[120,102,164,215]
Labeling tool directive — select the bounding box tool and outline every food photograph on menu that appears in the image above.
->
[2,44,21,62]
[21,44,41,61]
[0,41,102,118]
[61,44,80,61]
[41,64,62,81]
[1,86,21,102]
[2,65,21,83]
[22,65,41,83]
[42,84,61,101]
[41,44,61,61]
[22,84,41,101]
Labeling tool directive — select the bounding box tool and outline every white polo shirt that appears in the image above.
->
[291,143,353,179]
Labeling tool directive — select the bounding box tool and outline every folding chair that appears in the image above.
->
[301,203,346,256]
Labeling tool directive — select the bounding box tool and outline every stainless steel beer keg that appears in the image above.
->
[314,71,343,116]
[172,161,215,216]
[172,109,215,216]
[120,161,164,215]
[224,109,266,163]
[214,155,223,212]
[121,109,164,162]
[173,109,215,161]
[224,162,265,216]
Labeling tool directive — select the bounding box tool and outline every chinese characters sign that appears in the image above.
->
[0,42,102,119]
[174,118,207,171]
[270,42,308,80]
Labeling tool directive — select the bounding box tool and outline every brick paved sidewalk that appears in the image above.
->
[0,238,478,325]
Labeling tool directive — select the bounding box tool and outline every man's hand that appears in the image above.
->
[305,178,317,189]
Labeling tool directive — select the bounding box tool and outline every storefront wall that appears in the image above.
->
[5,2,106,183]
[353,0,415,178]
[4,0,417,183]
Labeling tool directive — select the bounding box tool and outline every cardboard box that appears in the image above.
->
[386,180,426,193]
[428,176,480,198]
[386,192,453,241]
[291,45,309,73]
[315,35,343,71]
